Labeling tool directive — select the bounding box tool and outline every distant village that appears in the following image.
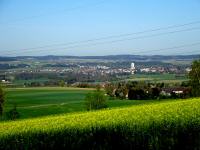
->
[0,60,191,84]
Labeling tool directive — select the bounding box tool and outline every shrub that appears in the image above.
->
[128,88,149,100]
[85,90,107,110]
[59,80,65,87]
[6,105,20,120]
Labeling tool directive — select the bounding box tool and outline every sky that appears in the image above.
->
[0,0,200,56]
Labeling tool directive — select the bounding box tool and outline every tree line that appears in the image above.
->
[105,59,200,100]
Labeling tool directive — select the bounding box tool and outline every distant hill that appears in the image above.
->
[0,57,17,61]
[0,55,199,62]
[15,54,200,61]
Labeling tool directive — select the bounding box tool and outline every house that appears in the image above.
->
[161,87,191,97]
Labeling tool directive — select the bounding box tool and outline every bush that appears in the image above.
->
[6,105,20,120]
[0,86,5,116]
[150,87,161,99]
[128,88,149,100]
[85,90,107,110]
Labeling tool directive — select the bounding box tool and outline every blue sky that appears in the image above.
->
[0,0,200,56]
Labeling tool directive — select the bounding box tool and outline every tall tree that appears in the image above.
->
[0,86,5,116]
[85,88,107,111]
[104,83,115,97]
[189,59,200,96]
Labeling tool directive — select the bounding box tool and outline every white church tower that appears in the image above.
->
[131,62,135,74]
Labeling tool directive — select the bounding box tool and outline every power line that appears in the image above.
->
[3,38,200,57]
[97,42,200,55]
[3,20,200,54]
[135,42,200,54]
[171,50,200,55]
[2,26,200,56]
[78,27,200,48]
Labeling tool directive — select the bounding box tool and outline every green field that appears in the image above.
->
[4,87,161,119]
[127,73,187,83]
[0,98,200,149]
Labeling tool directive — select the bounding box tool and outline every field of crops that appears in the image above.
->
[127,73,187,83]
[0,98,200,149]
[4,87,92,119]
[4,87,162,119]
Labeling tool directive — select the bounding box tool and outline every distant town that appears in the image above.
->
[0,55,196,87]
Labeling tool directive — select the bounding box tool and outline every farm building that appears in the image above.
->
[161,87,191,97]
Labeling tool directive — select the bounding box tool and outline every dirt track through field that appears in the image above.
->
[18,101,82,109]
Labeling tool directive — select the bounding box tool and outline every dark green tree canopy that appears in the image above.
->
[189,59,200,96]
[0,86,5,116]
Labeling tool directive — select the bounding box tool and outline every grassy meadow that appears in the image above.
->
[127,73,187,83]
[4,87,160,119]
[0,98,200,149]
